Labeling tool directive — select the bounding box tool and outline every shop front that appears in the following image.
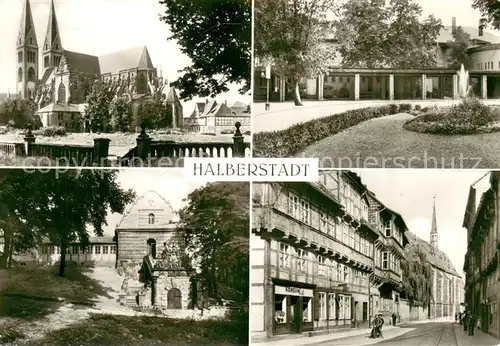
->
[273,282,315,335]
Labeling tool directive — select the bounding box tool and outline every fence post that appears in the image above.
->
[136,121,151,160]
[93,138,111,165]
[23,124,36,156]
[232,122,245,157]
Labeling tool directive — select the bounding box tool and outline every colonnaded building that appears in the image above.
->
[250,171,465,340]
[254,17,500,102]
[12,0,183,129]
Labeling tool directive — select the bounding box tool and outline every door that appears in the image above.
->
[290,296,302,334]
[363,302,368,322]
[167,288,182,309]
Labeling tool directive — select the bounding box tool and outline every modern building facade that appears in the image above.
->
[254,17,500,102]
[463,172,500,339]
[250,171,408,339]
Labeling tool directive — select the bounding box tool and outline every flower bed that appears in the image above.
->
[253,104,404,157]
[403,98,500,135]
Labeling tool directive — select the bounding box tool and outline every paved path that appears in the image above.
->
[298,113,500,169]
[253,100,500,133]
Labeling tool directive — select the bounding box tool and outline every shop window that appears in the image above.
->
[303,297,312,322]
[319,293,327,319]
[328,293,336,320]
[338,296,344,319]
[279,243,289,268]
[344,296,351,319]
[275,295,287,324]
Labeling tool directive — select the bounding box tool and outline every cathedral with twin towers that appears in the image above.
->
[15,0,183,127]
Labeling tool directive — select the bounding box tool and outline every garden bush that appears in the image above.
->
[399,103,412,113]
[34,126,67,137]
[403,98,500,135]
[253,104,401,157]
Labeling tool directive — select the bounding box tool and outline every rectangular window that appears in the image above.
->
[320,292,327,319]
[343,224,348,244]
[110,246,116,254]
[72,246,78,254]
[344,265,350,282]
[355,233,360,252]
[318,255,325,276]
[103,246,109,254]
[382,251,389,269]
[95,245,101,254]
[385,220,391,237]
[345,296,351,320]
[300,200,310,224]
[349,228,354,248]
[297,249,306,272]
[320,212,327,232]
[337,263,342,281]
[338,295,344,319]
[328,293,336,320]
[288,193,299,218]
[279,243,289,268]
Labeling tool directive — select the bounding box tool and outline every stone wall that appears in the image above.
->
[117,230,177,262]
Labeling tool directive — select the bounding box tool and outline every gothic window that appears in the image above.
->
[148,213,155,225]
[29,37,33,45]
[55,43,59,50]
[27,67,35,82]
[136,73,147,94]
[147,238,156,258]
[44,56,50,68]
[18,52,22,63]
[18,68,22,83]
[58,83,66,104]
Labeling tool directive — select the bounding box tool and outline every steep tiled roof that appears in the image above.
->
[40,67,55,85]
[405,231,460,277]
[189,102,206,118]
[64,50,101,75]
[98,46,154,74]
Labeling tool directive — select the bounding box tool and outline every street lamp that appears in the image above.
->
[265,65,271,111]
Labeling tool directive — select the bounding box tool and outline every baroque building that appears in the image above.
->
[14,0,183,129]
[463,172,500,340]
[250,171,408,340]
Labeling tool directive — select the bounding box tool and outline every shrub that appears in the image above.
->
[403,98,500,135]
[399,104,413,113]
[414,105,421,111]
[254,104,400,157]
[34,126,67,137]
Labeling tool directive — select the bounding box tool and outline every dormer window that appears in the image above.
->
[148,213,155,225]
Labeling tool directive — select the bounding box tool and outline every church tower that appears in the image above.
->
[42,0,63,72]
[16,0,39,99]
[430,195,438,249]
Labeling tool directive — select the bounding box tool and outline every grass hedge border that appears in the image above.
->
[253,104,409,157]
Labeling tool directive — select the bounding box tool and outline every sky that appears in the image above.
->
[0,0,249,115]
[99,168,206,236]
[355,169,489,280]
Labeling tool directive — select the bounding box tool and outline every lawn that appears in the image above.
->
[0,265,111,306]
[36,313,248,346]
[299,113,500,168]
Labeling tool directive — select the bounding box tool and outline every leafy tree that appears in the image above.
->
[335,0,443,68]
[136,101,173,130]
[110,96,133,132]
[0,99,42,129]
[446,26,472,70]
[472,0,500,30]
[0,169,136,276]
[255,0,335,106]
[401,244,433,308]
[159,0,251,100]
[84,80,115,133]
[178,182,249,303]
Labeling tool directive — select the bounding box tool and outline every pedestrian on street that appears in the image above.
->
[377,314,384,338]
[391,312,397,326]
[468,313,475,336]
[463,312,468,332]
[459,312,462,325]
[369,315,378,338]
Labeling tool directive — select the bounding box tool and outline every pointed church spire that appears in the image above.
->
[430,194,438,249]
[17,0,38,48]
[42,0,63,71]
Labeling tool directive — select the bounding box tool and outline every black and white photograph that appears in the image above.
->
[0,169,249,345]
[250,170,500,346]
[0,0,251,167]
[253,0,500,169]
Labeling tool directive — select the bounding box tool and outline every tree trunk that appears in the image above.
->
[293,79,303,106]
[0,228,13,269]
[7,240,13,268]
[59,239,68,277]
[211,247,218,301]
